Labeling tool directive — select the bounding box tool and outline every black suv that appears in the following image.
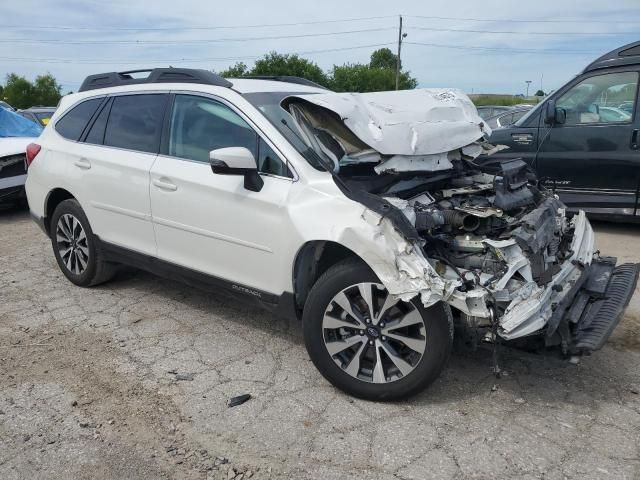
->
[482,41,640,221]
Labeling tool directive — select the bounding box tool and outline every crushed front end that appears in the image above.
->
[404,159,639,355]
[281,88,639,356]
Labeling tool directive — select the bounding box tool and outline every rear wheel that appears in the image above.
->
[50,199,116,287]
[303,259,452,400]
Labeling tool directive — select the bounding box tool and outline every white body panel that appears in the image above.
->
[150,156,294,292]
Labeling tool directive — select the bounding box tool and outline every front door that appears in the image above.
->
[535,69,640,216]
[149,93,294,295]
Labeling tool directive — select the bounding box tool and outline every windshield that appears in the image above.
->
[244,91,328,171]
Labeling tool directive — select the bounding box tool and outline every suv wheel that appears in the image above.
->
[50,199,115,287]
[303,259,452,401]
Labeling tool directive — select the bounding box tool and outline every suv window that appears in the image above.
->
[169,95,257,162]
[168,94,290,176]
[103,94,168,154]
[84,98,112,145]
[557,71,638,125]
[55,98,102,141]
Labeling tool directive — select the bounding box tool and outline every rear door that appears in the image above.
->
[535,69,640,216]
[70,93,168,255]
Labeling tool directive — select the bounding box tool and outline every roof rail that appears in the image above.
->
[240,75,330,90]
[583,41,640,73]
[78,68,233,92]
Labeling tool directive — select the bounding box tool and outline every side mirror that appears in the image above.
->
[544,100,556,125]
[543,100,566,125]
[209,147,264,192]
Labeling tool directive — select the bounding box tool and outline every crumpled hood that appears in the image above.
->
[283,88,490,157]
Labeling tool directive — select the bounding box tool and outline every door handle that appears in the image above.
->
[631,129,639,150]
[74,158,91,169]
[152,178,177,192]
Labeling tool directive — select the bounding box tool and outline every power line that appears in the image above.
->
[408,25,636,36]
[404,41,598,54]
[0,15,395,31]
[405,14,640,24]
[0,42,396,65]
[0,27,395,45]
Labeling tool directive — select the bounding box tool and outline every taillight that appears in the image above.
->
[25,143,41,168]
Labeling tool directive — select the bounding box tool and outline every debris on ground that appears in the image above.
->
[228,394,251,408]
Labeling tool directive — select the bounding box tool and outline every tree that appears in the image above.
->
[218,62,249,78]
[329,49,417,92]
[1,73,62,109]
[250,52,330,87]
[534,89,545,97]
[216,48,418,93]
[369,48,398,70]
[2,74,34,109]
[33,74,62,106]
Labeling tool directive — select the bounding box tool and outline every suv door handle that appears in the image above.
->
[631,129,639,150]
[74,158,91,169]
[152,178,178,192]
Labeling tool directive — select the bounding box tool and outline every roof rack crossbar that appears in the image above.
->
[78,67,233,92]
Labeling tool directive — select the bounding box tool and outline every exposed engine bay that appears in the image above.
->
[334,154,588,346]
[281,89,638,355]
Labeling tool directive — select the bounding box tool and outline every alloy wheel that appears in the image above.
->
[55,213,89,275]
[322,282,427,384]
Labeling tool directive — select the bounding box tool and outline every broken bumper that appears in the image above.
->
[446,211,638,352]
[570,261,639,353]
[498,210,639,352]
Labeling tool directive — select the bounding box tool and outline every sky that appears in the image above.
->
[1,0,639,96]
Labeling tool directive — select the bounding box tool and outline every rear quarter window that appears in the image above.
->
[55,98,103,141]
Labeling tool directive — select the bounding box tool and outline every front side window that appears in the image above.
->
[168,95,257,163]
[168,95,290,176]
[557,71,638,125]
[55,98,103,141]
[103,94,168,154]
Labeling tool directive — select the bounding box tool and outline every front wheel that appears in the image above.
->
[303,259,452,401]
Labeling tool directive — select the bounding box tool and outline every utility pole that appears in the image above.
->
[525,80,532,97]
[396,15,406,90]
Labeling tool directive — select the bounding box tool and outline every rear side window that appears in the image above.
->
[55,98,102,141]
[84,98,112,145]
[103,94,168,154]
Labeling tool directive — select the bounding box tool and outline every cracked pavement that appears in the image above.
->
[1,207,639,479]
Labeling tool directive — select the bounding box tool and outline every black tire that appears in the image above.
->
[303,258,452,401]
[50,199,116,287]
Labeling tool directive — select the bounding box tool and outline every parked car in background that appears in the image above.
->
[17,106,56,126]
[480,40,640,222]
[484,106,533,130]
[597,106,632,123]
[0,107,42,205]
[475,105,512,120]
[24,67,639,400]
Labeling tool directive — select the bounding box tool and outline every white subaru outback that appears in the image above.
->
[26,68,638,400]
